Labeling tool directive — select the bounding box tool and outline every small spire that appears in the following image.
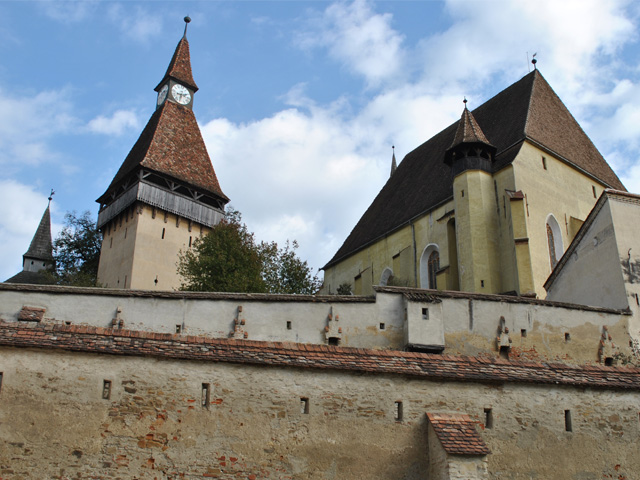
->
[390,145,397,177]
[463,97,468,109]
[183,16,191,38]
[48,188,55,208]
[532,52,537,70]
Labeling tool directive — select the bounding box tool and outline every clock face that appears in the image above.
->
[171,84,191,105]
[157,84,168,105]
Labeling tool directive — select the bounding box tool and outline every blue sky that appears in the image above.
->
[2,0,640,283]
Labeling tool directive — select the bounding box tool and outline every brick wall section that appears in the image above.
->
[1,320,639,390]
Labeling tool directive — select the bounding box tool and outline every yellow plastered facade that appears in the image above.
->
[323,141,609,298]
[97,203,210,291]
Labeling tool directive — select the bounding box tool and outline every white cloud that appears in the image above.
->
[87,109,140,136]
[0,87,79,167]
[39,1,99,24]
[108,4,163,44]
[297,0,405,88]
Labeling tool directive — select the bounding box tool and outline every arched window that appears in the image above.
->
[428,251,439,289]
[546,214,563,270]
[379,267,394,286]
[419,244,440,289]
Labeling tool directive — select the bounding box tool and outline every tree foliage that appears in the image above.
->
[178,208,321,294]
[49,211,102,287]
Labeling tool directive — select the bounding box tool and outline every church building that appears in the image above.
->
[96,18,229,291]
[322,69,625,298]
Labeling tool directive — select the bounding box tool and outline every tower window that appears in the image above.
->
[301,397,310,414]
[286,321,292,330]
[592,186,597,198]
[542,156,547,170]
[162,228,165,239]
[110,237,113,248]
[422,308,429,320]
[189,236,192,248]
[0,372,3,393]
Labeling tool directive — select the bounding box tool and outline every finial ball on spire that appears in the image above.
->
[184,16,191,24]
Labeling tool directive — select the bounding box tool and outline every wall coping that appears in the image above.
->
[1,321,639,391]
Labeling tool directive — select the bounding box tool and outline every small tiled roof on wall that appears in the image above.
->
[97,101,227,202]
[1,321,639,391]
[324,71,625,269]
[427,413,490,455]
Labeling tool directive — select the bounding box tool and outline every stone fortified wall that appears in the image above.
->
[0,322,639,479]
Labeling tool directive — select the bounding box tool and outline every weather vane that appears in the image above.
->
[48,188,55,207]
[532,52,537,70]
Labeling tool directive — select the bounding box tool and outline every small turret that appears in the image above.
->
[444,99,496,178]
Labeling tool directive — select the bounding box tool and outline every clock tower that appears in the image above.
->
[96,18,229,291]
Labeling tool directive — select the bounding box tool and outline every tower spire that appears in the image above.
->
[390,145,397,177]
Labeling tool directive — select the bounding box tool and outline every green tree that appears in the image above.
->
[50,211,102,286]
[178,210,265,293]
[261,240,322,295]
[178,208,321,294]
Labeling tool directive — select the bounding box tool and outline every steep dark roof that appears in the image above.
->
[24,205,53,261]
[154,36,198,92]
[325,70,625,269]
[97,101,227,202]
[4,270,54,285]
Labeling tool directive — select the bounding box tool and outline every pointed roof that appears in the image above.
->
[390,147,397,177]
[324,70,625,269]
[98,101,227,202]
[154,36,198,92]
[450,105,493,147]
[24,205,53,261]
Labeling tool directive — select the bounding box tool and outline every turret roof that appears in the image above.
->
[155,36,198,92]
[24,205,53,261]
[324,70,625,269]
[449,105,493,147]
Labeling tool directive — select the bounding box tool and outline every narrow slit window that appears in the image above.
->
[542,156,547,170]
[379,323,385,330]
[565,332,571,342]
[286,321,292,330]
[102,380,112,400]
[202,383,210,408]
[175,325,182,334]
[461,190,465,197]
[0,372,3,393]
[422,308,429,320]
[484,408,493,429]
[395,401,403,422]
[110,237,113,248]
[521,329,527,338]
[162,228,165,239]
[592,185,597,198]
[565,410,573,432]
[189,236,192,248]
[301,397,309,414]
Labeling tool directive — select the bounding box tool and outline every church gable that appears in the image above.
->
[325,70,625,270]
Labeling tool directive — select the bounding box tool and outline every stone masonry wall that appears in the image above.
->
[0,323,639,479]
